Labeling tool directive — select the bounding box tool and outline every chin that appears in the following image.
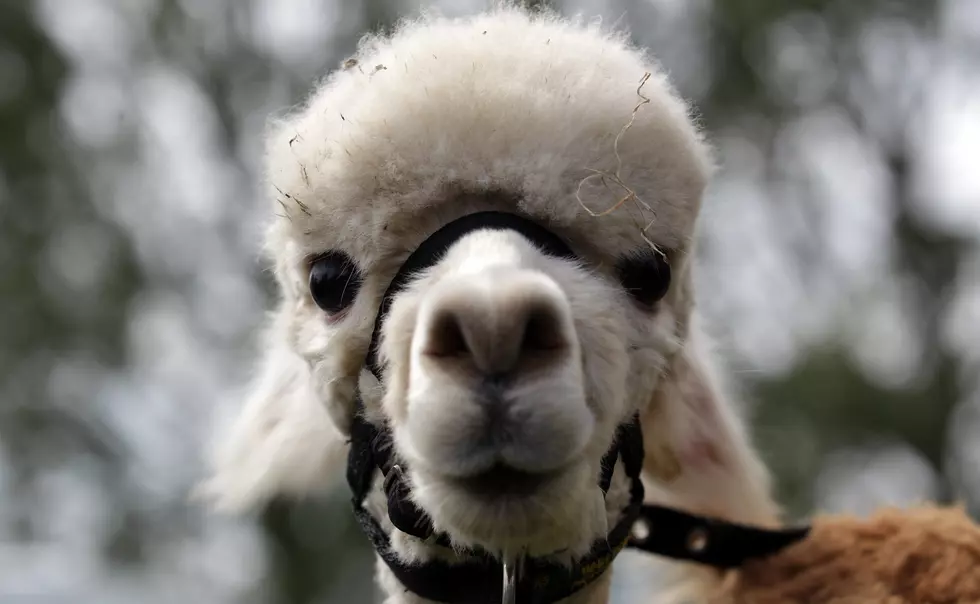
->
[409,460,608,558]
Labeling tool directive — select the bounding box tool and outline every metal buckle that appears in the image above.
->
[501,553,525,604]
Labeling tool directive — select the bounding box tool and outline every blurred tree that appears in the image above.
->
[696,0,971,517]
[0,0,142,548]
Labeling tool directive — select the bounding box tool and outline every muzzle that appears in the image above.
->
[345,211,809,604]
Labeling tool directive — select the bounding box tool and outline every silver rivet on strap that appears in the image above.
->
[630,518,651,544]
[687,526,709,553]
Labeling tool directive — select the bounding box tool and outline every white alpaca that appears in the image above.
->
[202,6,781,603]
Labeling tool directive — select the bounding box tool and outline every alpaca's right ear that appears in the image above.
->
[640,313,781,528]
[198,315,349,513]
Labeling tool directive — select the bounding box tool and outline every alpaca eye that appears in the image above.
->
[309,251,362,314]
[617,251,671,309]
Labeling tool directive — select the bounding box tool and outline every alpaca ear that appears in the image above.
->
[641,313,782,528]
[198,317,349,513]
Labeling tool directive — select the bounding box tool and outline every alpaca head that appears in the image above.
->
[204,6,777,575]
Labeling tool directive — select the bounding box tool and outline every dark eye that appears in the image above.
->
[309,251,362,315]
[617,250,671,309]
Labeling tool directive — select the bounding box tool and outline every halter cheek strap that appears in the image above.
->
[345,211,811,604]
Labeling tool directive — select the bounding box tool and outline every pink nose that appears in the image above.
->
[417,269,574,379]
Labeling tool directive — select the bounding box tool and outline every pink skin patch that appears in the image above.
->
[676,376,727,473]
[680,434,725,470]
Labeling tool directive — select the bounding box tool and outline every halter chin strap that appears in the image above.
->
[345,211,810,604]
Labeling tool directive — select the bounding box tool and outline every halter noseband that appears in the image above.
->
[345,211,809,604]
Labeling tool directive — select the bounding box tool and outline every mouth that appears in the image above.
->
[450,463,558,498]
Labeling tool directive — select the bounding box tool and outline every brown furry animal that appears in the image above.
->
[688,505,980,604]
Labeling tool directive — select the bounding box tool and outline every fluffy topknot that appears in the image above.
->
[263,4,713,279]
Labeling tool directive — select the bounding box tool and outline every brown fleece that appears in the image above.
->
[716,505,980,604]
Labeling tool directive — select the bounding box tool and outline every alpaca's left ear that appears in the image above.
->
[641,275,781,527]
[197,311,349,512]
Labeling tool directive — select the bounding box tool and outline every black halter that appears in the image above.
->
[345,211,809,604]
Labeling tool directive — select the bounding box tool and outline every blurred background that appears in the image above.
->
[1,0,978,601]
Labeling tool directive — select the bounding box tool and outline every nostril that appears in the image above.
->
[425,311,469,357]
[520,305,567,353]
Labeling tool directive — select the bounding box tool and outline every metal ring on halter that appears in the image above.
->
[501,554,525,604]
